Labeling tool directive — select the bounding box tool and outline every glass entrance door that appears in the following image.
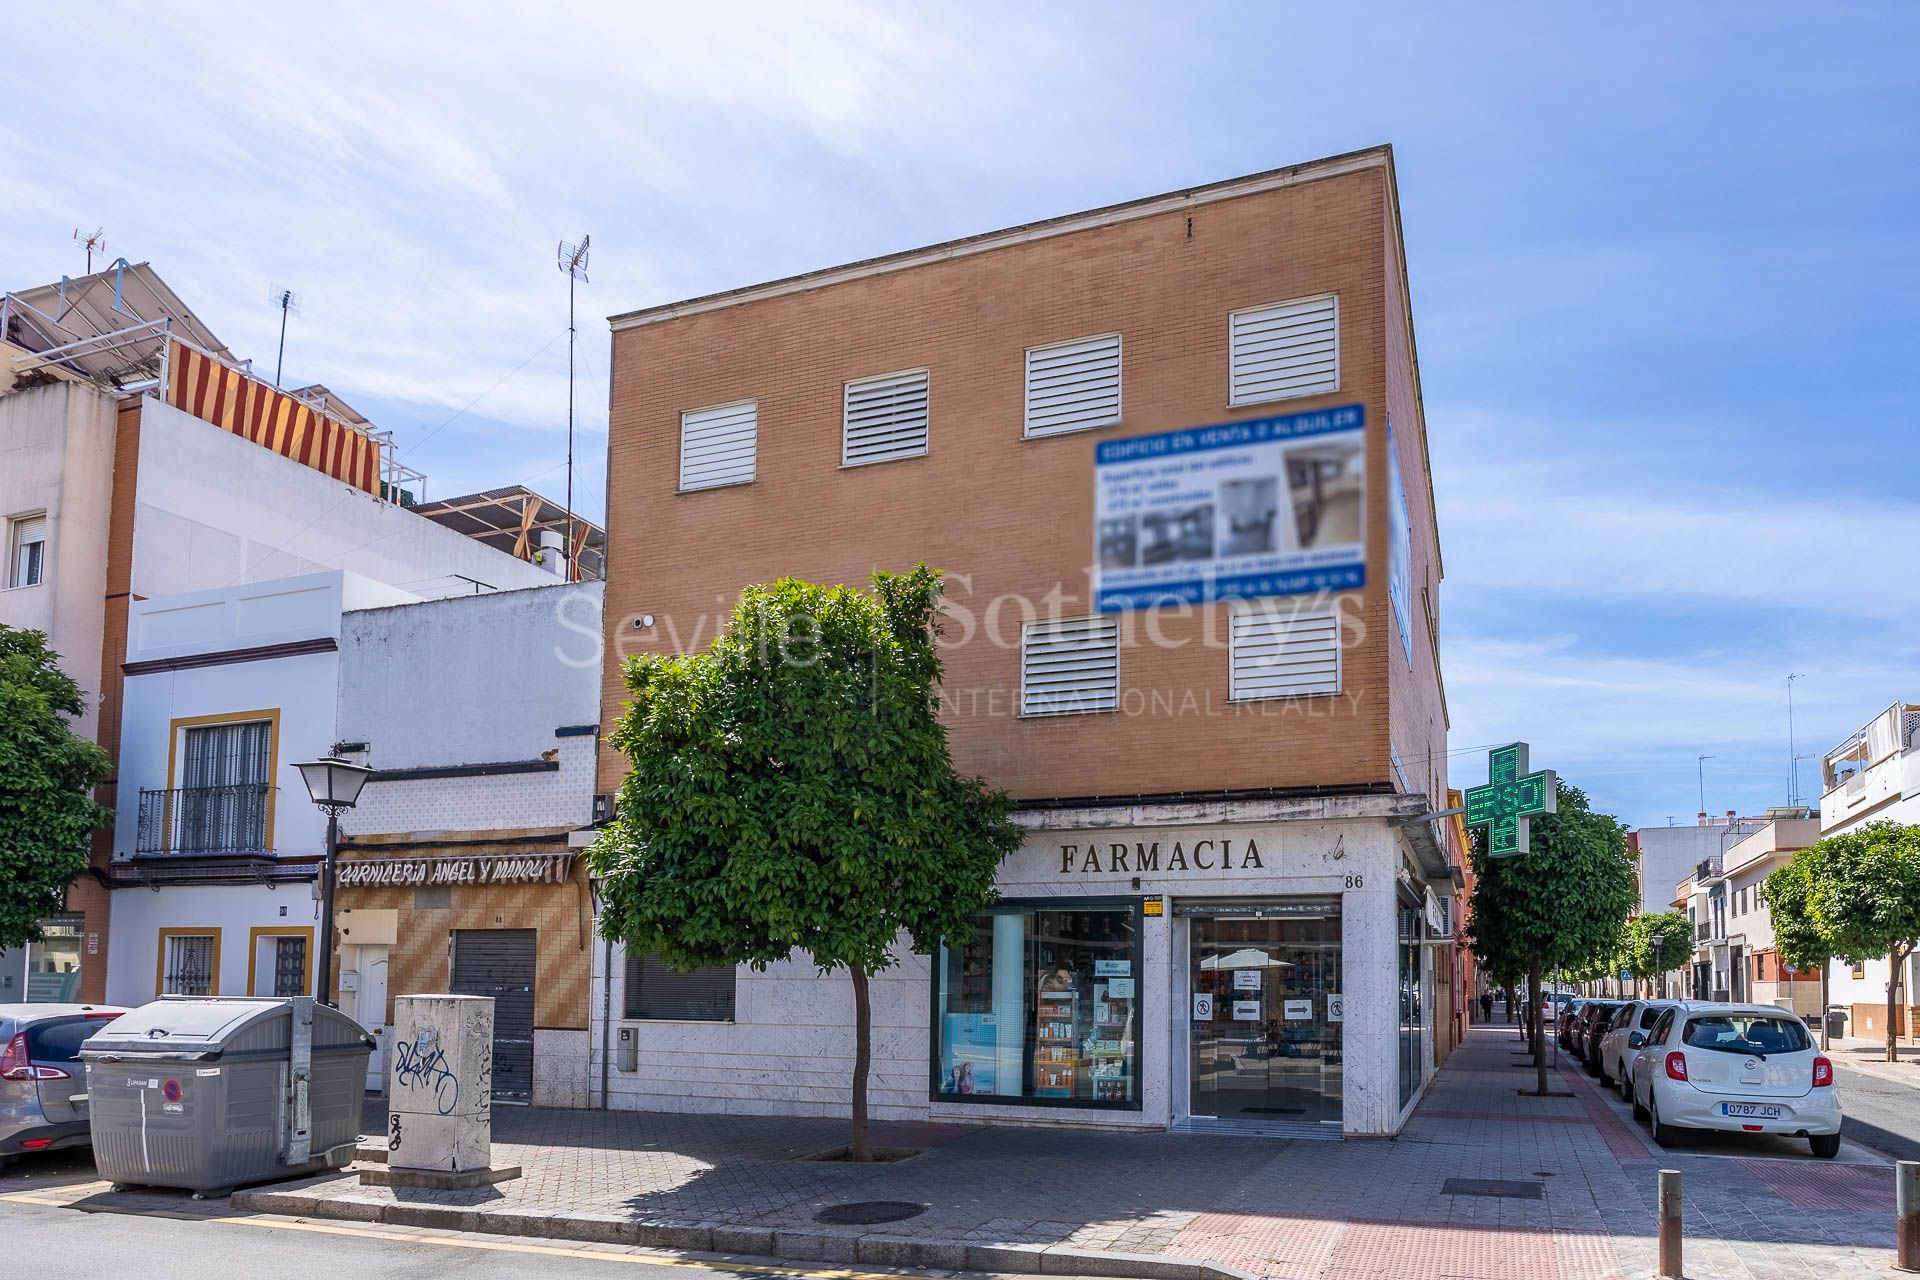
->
[1188,907,1342,1124]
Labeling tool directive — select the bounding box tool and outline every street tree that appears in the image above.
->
[1764,822,1920,1062]
[1465,780,1637,1096]
[1623,911,1693,998]
[590,567,1024,1159]
[0,626,112,950]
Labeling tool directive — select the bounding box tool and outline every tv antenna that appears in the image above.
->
[74,228,107,273]
[1786,673,1804,806]
[268,285,301,388]
[1696,754,1713,815]
[557,235,590,582]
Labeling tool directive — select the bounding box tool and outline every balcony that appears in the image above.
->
[136,784,272,855]
[1695,856,1724,882]
[1695,922,1712,942]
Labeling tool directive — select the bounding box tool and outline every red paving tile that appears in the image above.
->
[1326,1218,1560,1280]
[1555,1059,1654,1161]
[1168,1211,1344,1277]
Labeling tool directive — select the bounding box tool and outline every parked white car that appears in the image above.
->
[1628,1002,1842,1158]
[1599,999,1682,1092]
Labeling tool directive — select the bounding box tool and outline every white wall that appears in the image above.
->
[112,572,394,859]
[105,882,319,1007]
[338,581,602,772]
[131,396,553,602]
[592,814,1421,1135]
[0,380,118,736]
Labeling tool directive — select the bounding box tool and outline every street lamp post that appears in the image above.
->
[295,756,373,1007]
[1650,934,1667,1000]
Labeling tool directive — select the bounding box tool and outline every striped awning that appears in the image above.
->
[167,341,382,493]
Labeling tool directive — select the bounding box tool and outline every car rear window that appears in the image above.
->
[25,1016,115,1062]
[1682,1014,1811,1055]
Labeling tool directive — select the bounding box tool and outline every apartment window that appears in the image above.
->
[1228,294,1339,406]
[178,720,273,853]
[624,951,736,1021]
[843,368,929,466]
[160,931,219,997]
[1025,333,1121,438]
[1021,617,1119,716]
[7,513,46,588]
[679,400,758,491]
[1229,607,1340,700]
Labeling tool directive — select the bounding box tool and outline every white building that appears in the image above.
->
[1819,702,1920,1042]
[329,580,603,1104]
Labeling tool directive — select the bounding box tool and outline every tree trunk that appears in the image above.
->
[1820,962,1830,1052]
[1529,963,1548,1096]
[1888,945,1906,1065]
[850,964,872,1161]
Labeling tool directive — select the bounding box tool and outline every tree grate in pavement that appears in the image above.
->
[1440,1177,1545,1199]
[813,1200,927,1225]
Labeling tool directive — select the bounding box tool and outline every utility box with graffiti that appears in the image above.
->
[384,994,500,1181]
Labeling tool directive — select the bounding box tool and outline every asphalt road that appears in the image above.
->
[1832,1059,1920,1164]
[0,1191,980,1280]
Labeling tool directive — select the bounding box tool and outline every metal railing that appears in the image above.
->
[1695,856,1723,881]
[136,784,272,855]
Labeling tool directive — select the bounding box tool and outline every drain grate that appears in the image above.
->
[1441,1178,1544,1200]
[814,1201,927,1226]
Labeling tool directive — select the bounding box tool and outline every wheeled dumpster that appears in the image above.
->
[80,996,372,1195]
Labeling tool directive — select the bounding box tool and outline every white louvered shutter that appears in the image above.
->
[843,368,929,465]
[1025,333,1121,437]
[1229,294,1339,406]
[679,401,757,491]
[1021,616,1119,716]
[1229,608,1340,700]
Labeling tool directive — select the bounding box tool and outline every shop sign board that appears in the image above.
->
[1093,405,1367,612]
[338,852,574,889]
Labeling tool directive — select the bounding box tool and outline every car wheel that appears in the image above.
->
[1631,1078,1649,1121]
[1809,1133,1841,1159]
[1650,1094,1683,1147]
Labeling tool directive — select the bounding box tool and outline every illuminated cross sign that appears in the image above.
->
[1464,741,1556,858]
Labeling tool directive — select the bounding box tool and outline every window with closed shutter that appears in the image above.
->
[624,951,736,1021]
[1025,333,1121,438]
[843,368,929,465]
[1229,294,1339,406]
[8,512,46,588]
[1229,608,1340,700]
[680,400,758,491]
[1021,616,1119,716]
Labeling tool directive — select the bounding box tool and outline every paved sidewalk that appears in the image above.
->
[177,1027,1907,1278]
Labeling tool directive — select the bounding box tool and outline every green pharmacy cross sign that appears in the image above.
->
[1464,742,1557,858]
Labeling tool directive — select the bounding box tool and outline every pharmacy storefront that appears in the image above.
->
[601,794,1455,1139]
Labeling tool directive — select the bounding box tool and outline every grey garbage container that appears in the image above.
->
[81,996,372,1195]
[1826,1007,1849,1041]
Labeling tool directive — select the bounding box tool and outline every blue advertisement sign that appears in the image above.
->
[1094,405,1367,612]
[939,1013,999,1095]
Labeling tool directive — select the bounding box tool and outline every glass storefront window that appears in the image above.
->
[1397,907,1423,1108]
[27,919,84,1003]
[932,899,1140,1108]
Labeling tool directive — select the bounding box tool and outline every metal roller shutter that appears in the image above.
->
[1021,616,1120,716]
[1229,608,1341,700]
[680,400,758,491]
[1025,333,1121,437]
[451,929,537,1102]
[1229,294,1339,406]
[842,368,929,465]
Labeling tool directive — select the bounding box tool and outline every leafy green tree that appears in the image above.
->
[1465,780,1637,1095]
[1622,911,1693,997]
[1765,822,1920,1062]
[590,567,1024,1159]
[0,626,112,950]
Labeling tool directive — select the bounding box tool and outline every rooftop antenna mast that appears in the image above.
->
[557,235,590,582]
[74,228,107,273]
[1786,673,1804,806]
[1696,754,1713,816]
[268,285,301,387]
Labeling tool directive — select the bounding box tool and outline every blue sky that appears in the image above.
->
[6,3,1917,829]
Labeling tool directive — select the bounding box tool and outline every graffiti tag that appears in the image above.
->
[394,1027,460,1115]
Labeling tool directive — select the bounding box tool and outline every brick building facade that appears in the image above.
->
[595,145,1461,1137]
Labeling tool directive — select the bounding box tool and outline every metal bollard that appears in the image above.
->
[1658,1169,1683,1279]
[1899,1160,1920,1272]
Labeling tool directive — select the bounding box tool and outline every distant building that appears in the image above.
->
[1819,702,1920,1042]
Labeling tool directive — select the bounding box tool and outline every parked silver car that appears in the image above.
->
[0,1004,126,1166]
